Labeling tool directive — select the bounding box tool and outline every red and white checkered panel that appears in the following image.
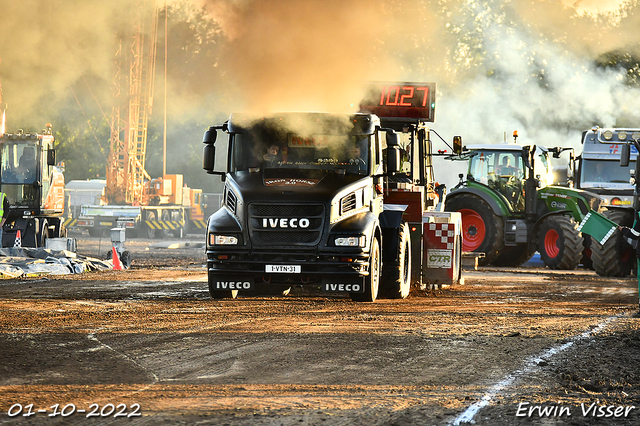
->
[421,212,462,286]
[425,222,456,250]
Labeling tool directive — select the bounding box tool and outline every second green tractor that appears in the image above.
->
[445,141,603,269]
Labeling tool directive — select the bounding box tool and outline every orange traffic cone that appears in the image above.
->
[112,246,123,270]
[13,230,22,248]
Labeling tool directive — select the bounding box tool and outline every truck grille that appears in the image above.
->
[225,187,237,214]
[249,203,324,246]
[341,193,356,214]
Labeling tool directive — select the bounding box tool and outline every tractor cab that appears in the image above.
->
[464,144,552,214]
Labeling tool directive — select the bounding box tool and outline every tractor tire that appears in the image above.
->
[491,244,533,267]
[538,215,583,270]
[380,222,411,299]
[591,209,635,277]
[351,237,381,302]
[581,236,594,270]
[445,194,504,265]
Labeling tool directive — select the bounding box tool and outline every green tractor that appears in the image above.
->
[444,140,603,269]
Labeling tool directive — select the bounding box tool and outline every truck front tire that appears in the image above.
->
[381,223,411,299]
[351,237,380,302]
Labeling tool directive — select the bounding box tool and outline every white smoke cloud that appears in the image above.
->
[424,0,640,189]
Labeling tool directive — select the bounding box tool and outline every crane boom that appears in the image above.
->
[106,0,158,205]
[74,0,207,240]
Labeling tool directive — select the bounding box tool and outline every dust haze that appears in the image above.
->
[1,0,640,188]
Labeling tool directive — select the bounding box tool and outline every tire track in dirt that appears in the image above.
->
[449,313,625,425]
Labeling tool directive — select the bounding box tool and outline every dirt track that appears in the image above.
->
[1,236,640,425]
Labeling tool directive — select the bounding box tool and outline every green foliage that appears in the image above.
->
[596,50,640,87]
[54,118,109,181]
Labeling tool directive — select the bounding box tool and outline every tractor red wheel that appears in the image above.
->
[538,215,582,270]
[459,209,486,252]
[544,228,560,258]
[444,194,504,265]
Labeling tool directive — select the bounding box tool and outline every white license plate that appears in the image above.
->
[266,265,301,273]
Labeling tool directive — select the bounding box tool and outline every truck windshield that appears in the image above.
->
[230,130,371,175]
[0,141,39,204]
[580,158,634,189]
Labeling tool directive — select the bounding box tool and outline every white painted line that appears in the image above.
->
[449,315,622,425]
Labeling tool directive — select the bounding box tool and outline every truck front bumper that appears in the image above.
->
[206,248,370,292]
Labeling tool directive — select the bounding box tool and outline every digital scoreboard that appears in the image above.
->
[359,82,436,122]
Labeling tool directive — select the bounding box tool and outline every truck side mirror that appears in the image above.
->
[47,149,56,166]
[202,126,217,174]
[203,143,216,173]
[384,130,402,175]
[621,143,630,167]
[453,136,463,155]
[385,146,402,175]
[203,126,217,145]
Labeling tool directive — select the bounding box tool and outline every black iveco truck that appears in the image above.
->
[202,83,462,302]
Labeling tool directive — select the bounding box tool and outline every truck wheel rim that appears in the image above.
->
[544,229,560,258]
[460,209,485,252]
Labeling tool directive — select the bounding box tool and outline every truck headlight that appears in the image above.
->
[209,234,239,245]
[334,236,366,247]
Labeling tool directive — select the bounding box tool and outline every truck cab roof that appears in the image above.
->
[226,112,381,135]
[583,127,640,145]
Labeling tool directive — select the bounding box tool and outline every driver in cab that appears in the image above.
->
[495,154,524,210]
[348,144,367,172]
[262,143,281,167]
[496,155,516,176]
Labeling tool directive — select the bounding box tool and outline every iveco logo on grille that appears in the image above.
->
[262,218,310,228]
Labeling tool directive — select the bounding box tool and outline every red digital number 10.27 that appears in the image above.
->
[379,86,429,107]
